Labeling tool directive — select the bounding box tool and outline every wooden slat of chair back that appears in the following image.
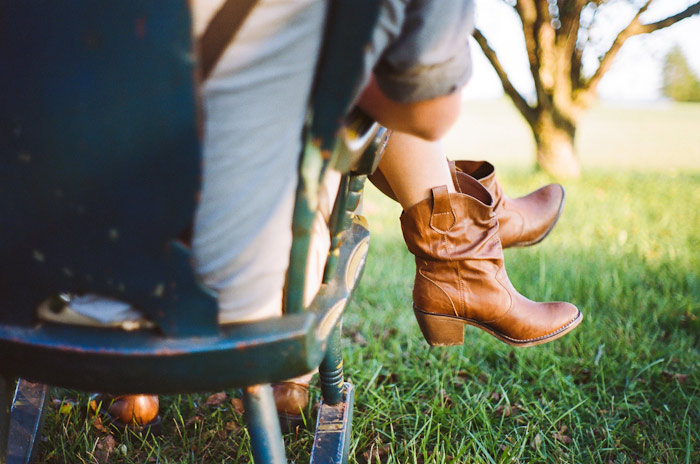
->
[0,0,218,336]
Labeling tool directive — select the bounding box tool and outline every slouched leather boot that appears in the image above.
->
[450,160,565,248]
[400,178,582,347]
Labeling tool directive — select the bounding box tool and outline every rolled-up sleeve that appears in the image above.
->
[373,0,475,103]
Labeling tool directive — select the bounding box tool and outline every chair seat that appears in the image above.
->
[0,217,369,395]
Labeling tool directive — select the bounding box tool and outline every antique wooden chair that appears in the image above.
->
[0,1,386,462]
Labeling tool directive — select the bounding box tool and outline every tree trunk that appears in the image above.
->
[531,114,581,179]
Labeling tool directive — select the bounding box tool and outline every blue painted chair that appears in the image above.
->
[0,1,386,462]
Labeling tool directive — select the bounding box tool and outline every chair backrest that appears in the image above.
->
[0,0,219,336]
[0,0,385,397]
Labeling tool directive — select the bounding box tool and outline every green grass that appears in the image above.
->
[36,103,700,463]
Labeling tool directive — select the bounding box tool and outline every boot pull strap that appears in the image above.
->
[430,186,456,232]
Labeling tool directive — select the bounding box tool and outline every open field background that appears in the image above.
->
[38,101,700,463]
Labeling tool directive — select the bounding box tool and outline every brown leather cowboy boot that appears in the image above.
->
[450,160,564,248]
[400,178,582,347]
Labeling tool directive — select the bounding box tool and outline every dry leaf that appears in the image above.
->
[489,391,501,402]
[361,443,390,463]
[440,389,453,408]
[376,373,399,384]
[92,415,108,433]
[661,370,689,383]
[552,425,572,444]
[531,433,542,450]
[495,404,512,417]
[225,421,241,433]
[94,435,117,464]
[185,414,203,426]
[231,398,245,415]
[206,392,228,407]
[353,332,368,346]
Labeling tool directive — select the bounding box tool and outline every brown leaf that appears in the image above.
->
[489,391,501,402]
[662,370,689,383]
[440,389,453,409]
[94,435,117,464]
[230,398,245,415]
[376,373,399,385]
[186,414,203,426]
[494,405,512,417]
[531,433,542,450]
[353,332,368,346]
[225,421,241,433]
[552,425,572,444]
[361,443,390,463]
[92,415,108,433]
[206,392,228,407]
[455,370,470,383]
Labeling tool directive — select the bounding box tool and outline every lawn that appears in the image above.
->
[37,101,700,463]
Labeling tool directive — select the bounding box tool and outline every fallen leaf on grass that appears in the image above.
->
[455,370,470,383]
[376,373,399,385]
[230,398,245,415]
[552,425,572,444]
[495,405,512,417]
[186,414,204,426]
[531,433,542,450]
[489,391,501,402]
[661,370,688,383]
[352,331,368,346]
[225,421,241,433]
[440,389,453,408]
[94,435,117,463]
[495,403,523,417]
[361,443,390,463]
[206,392,228,407]
[92,415,108,433]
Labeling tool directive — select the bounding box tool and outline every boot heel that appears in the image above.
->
[413,307,464,346]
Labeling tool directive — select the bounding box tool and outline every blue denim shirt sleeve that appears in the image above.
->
[373,0,475,103]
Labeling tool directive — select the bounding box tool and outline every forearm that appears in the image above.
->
[356,75,462,141]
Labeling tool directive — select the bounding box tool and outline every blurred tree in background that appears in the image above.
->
[475,0,700,179]
[662,45,700,102]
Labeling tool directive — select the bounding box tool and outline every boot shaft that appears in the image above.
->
[399,183,499,261]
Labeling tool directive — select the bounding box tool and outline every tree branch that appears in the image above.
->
[581,0,653,96]
[513,0,547,103]
[638,1,700,33]
[581,0,700,98]
[473,28,537,125]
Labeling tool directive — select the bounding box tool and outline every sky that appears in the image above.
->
[464,0,700,101]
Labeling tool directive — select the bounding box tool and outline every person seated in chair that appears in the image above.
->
[102,0,581,428]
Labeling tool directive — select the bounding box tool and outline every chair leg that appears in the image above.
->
[319,325,344,405]
[7,379,49,464]
[242,384,286,464]
[0,375,11,464]
[310,382,354,464]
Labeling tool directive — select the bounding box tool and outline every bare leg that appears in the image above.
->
[376,131,456,210]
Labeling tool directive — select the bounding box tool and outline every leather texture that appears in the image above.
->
[400,179,581,346]
[107,394,160,426]
[450,160,565,248]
